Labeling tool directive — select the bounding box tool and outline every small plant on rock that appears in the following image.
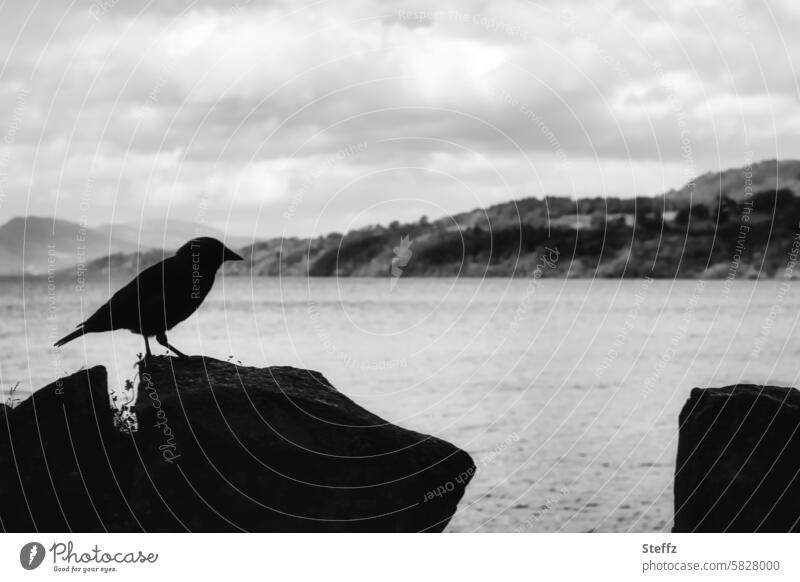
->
[111,378,138,434]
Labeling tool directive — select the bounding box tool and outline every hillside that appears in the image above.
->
[0,217,253,276]
[11,159,800,281]
[664,159,800,207]
[0,216,145,276]
[67,187,800,281]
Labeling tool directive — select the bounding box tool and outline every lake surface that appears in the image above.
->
[2,276,799,532]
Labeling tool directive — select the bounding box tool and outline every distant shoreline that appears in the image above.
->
[0,273,784,281]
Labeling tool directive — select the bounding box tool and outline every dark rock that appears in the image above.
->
[129,356,475,532]
[0,367,136,531]
[674,385,800,532]
[0,356,474,532]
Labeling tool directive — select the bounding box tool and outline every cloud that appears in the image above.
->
[1,0,799,236]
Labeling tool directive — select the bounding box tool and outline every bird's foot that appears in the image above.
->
[155,332,188,359]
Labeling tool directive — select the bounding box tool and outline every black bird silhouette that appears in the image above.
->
[54,237,244,357]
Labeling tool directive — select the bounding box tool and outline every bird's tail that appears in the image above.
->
[54,326,86,348]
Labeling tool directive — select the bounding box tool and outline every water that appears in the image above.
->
[2,276,799,532]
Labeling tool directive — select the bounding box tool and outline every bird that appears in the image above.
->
[54,237,244,358]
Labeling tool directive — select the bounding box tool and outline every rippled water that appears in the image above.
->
[2,276,799,532]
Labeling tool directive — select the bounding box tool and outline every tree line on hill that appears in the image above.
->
[68,187,800,280]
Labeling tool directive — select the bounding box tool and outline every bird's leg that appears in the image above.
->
[144,336,152,357]
[156,331,188,358]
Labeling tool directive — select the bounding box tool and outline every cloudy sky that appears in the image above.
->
[0,0,799,238]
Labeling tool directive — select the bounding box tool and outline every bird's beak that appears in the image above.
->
[224,247,244,261]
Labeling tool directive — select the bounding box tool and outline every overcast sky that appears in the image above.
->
[1,0,799,238]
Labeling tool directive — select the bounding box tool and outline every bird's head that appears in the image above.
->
[175,237,244,269]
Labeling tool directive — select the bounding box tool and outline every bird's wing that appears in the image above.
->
[82,257,176,333]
